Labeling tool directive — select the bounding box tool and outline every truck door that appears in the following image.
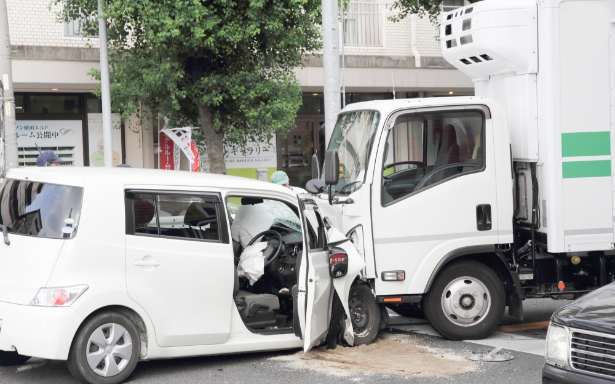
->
[371,107,500,296]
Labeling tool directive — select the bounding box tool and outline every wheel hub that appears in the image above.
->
[350,297,368,329]
[440,277,490,327]
[85,323,133,377]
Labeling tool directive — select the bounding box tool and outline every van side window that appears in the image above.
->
[381,110,485,205]
[126,192,220,242]
[158,195,220,241]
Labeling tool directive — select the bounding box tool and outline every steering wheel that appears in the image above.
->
[414,162,479,191]
[383,161,424,171]
[246,230,284,267]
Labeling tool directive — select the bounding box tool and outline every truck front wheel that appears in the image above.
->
[423,261,505,340]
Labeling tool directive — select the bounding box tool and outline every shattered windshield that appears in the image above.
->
[227,200,302,232]
[327,110,381,195]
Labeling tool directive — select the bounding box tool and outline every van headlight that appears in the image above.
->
[545,323,569,367]
[30,285,88,307]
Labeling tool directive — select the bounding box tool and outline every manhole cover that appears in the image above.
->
[466,347,514,362]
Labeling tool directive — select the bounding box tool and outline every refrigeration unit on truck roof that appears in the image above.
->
[441,0,615,254]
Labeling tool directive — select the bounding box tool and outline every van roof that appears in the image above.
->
[4,167,295,196]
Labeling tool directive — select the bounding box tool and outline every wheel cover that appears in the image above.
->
[349,296,370,336]
[440,276,491,327]
[86,323,133,377]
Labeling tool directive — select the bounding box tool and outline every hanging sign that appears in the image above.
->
[161,128,198,171]
[159,131,176,170]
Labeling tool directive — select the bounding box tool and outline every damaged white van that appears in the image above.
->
[0,167,375,384]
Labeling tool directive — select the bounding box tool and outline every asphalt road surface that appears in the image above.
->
[0,298,569,384]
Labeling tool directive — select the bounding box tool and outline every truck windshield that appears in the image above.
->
[327,110,380,194]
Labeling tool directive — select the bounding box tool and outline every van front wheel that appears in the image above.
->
[67,311,140,384]
[349,284,381,345]
[423,261,505,341]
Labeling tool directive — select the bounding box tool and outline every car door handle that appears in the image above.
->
[134,260,160,267]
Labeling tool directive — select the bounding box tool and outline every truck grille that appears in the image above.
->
[571,330,615,378]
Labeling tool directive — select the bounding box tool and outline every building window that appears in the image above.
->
[30,95,81,115]
[63,13,98,38]
[442,0,468,13]
[343,2,385,47]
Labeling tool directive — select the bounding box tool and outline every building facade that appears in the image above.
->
[6,0,473,186]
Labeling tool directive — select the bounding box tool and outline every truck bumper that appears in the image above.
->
[0,301,84,360]
[543,363,615,383]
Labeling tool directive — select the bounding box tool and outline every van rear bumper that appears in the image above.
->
[0,301,84,360]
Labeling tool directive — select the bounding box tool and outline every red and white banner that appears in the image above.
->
[159,131,176,170]
[190,141,200,172]
[160,128,200,172]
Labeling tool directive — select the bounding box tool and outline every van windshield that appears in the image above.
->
[0,179,83,239]
[327,110,380,195]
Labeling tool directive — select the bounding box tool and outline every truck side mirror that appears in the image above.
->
[311,153,320,180]
[324,150,339,186]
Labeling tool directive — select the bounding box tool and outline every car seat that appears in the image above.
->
[234,269,280,328]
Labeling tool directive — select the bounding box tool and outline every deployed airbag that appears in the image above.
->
[237,242,268,285]
[231,204,275,247]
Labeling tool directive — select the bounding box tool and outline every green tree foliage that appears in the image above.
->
[389,0,482,24]
[54,0,321,173]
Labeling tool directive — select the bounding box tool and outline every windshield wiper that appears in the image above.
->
[338,180,362,194]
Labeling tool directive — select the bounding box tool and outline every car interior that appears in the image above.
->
[229,197,316,333]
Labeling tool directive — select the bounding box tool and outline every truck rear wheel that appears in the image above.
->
[423,261,505,340]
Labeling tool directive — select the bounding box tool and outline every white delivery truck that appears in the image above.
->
[306,0,615,341]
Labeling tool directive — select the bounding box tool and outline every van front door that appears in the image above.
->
[371,108,499,296]
[125,191,233,347]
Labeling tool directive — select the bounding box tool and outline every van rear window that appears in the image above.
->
[0,179,83,239]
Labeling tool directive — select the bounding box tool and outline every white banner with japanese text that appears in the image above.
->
[16,120,84,166]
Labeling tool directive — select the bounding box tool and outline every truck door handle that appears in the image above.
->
[476,204,492,231]
[134,260,160,267]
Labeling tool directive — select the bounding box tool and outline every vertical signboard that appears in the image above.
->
[87,113,122,166]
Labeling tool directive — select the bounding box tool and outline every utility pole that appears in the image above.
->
[0,0,17,172]
[322,0,341,148]
[98,0,113,167]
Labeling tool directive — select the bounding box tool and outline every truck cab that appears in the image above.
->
[309,0,615,341]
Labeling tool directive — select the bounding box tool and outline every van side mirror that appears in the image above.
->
[311,153,320,180]
[324,150,339,186]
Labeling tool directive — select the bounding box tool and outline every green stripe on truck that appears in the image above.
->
[562,131,610,157]
[562,160,611,178]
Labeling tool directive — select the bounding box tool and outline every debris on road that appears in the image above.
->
[466,347,514,362]
[269,333,476,378]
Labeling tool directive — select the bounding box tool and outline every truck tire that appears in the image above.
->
[67,311,140,384]
[349,284,381,345]
[0,351,30,366]
[423,261,505,341]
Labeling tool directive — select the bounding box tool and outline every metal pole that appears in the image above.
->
[341,1,345,108]
[98,0,113,167]
[322,0,340,149]
[0,0,17,171]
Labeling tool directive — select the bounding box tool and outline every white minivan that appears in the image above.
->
[0,167,379,384]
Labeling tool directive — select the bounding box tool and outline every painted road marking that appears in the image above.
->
[496,321,550,333]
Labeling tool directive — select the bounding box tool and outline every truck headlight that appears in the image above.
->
[30,285,88,307]
[545,323,569,367]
